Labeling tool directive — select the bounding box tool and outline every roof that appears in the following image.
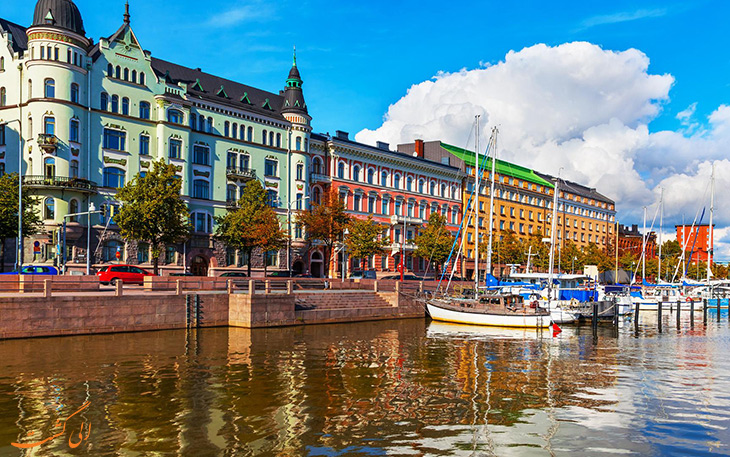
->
[535,171,614,205]
[0,17,28,54]
[440,142,555,188]
[150,58,287,121]
[32,0,85,36]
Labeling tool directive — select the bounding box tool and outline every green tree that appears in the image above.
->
[214,180,269,277]
[115,159,191,275]
[0,173,42,272]
[560,240,582,274]
[661,239,682,258]
[253,206,288,277]
[523,230,549,271]
[581,243,613,272]
[345,216,387,268]
[489,230,523,266]
[414,213,454,274]
[299,189,351,278]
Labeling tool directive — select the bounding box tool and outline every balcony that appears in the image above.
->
[226,167,256,181]
[390,215,423,226]
[226,199,239,209]
[310,172,331,184]
[23,175,98,194]
[37,133,59,153]
[389,242,418,253]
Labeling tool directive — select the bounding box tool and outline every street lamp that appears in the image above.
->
[571,256,577,275]
[2,120,24,271]
[342,228,349,282]
[287,195,310,277]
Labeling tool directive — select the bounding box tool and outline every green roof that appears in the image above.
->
[440,142,554,189]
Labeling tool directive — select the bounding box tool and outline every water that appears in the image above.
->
[0,312,728,456]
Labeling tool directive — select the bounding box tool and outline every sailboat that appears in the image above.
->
[426,121,551,329]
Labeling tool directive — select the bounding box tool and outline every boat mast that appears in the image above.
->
[486,127,497,281]
[474,115,480,291]
[658,188,663,282]
[614,219,619,283]
[547,176,560,302]
[642,206,647,284]
[707,164,715,283]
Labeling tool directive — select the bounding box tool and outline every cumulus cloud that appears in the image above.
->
[355,42,730,259]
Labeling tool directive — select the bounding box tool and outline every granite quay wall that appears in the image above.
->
[0,278,427,340]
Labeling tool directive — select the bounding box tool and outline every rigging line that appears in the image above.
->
[671,178,712,282]
[630,200,661,283]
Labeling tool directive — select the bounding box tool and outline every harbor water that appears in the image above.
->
[0,310,728,456]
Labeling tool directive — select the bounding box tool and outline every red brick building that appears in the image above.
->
[676,224,714,263]
[618,224,657,260]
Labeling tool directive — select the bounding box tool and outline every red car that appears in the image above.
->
[97,265,154,285]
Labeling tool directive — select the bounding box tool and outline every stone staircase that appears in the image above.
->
[295,291,396,311]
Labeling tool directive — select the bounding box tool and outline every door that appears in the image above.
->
[191,256,208,277]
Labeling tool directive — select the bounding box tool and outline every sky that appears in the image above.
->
[4,0,730,261]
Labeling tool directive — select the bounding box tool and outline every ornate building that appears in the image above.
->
[0,0,309,275]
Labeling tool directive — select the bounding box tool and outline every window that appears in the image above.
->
[190,114,197,131]
[418,180,424,193]
[232,123,237,138]
[296,163,304,181]
[192,179,210,199]
[0,87,5,107]
[406,177,413,191]
[296,137,302,151]
[0,124,4,146]
[296,193,304,210]
[132,70,137,83]
[295,223,303,239]
[70,160,79,178]
[266,190,278,207]
[68,199,79,222]
[137,242,149,263]
[0,56,4,71]
[121,97,129,115]
[123,68,129,81]
[338,163,346,179]
[265,159,278,177]
[69,119,80,142]
[44,116,55,135]
[367,169,374,184]
[192,145,209,165]
[368,196,376,213]
[100,92,108,111]
[168,109,184,124]
[111,95,119,113]
[70,83,79,104]
[103,128,126,151]
[395,201,402,216]
[353,165,360,182]
[381,199,389,215]
[44,158,55,178]
[139,134,150,156]
[224,121,230,137]
[381,171,388,186]
[241,155,249,170]
[227,184,237,203]
[44,78,55,98]
[102,240,124,262]
[394,174,401,189]
[192,212,213,233]
[262,129,268,145]
[169,139,182,159]
[165,246,176,264]
[353,194,361,212]
[276,133,281,148]
[139,72,146,85]
[103,167,125,188]
[247,126,253,142]
[44,198,55,219]
[430,182,436,195]
[107,63,113,77]
[269,131,274,146]
[265,250,278,268]
[115,66,121,79]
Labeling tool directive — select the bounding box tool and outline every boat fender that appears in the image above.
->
[530,300,538,309]
[686,297,692,302]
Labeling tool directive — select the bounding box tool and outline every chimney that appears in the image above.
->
[415,139,424,158]
[335,130,349,140]
[376,141,390,150]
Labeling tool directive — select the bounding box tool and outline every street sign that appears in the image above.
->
[33,241,41,254]
[115,247,121,260]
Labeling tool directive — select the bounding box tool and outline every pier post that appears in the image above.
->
[703,298,708,324]
[115,279,123,297]
[227,280,234,294]
[265,280,271,294]
[287,280,293,295]
[591,302,598,333]
[676,300,681,327]
[43,279,52,298]
[634,302,640,332]
[718,298,722,322]
[613,301,619,328]
[249,280,256,295]
[373,280,379,293]
[658,302,662,333]
[395,281,401,295]
[176,280,183,296]
[690,300,695,327]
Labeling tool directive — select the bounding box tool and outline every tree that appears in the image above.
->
[345,216,387,269]
[298,189,351,278]
[0,173,42,272]
[115,159,191,275]
[581,243,613,273]
[414,214,454,274]
[253,206,288,277]
[489,230,523,267]
[214,180,269,277]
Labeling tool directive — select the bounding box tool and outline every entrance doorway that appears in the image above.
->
[191,255,208,276]
[310,252,323,278]
[292,260,304,276]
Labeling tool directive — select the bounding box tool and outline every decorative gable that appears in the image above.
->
[191,79,204,92]
[240,92,252,104]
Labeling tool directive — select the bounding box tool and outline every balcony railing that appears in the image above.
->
[37,133,58,153]
[310,172,331,184]
[23,175,98,193]
[390,215,423,226]
[226,167,256,181]
[226,199,239,209]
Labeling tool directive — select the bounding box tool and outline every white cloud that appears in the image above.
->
[579,8,669,30]
[206,3,276,27]
[355,42,730,260]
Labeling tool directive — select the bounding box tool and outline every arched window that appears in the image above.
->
[0,56,4,71]
[103,167,125,188]
[276,133,281,148]
[269,131,274,146]
[44,157,55,178]
[240,126,245,140]
[69,199,79,222]
[441,183,446,197]
[167,109,184,124]
[198,114,205,131]
[312,186,322,205]
[262,129,268,145]
[337,162,345,179]
[295,137,302,151]
[192,179,210,199]
[111,95,119,113]
[123,68,129,81]
[28,79,32,98]
[430,181,436,195]
[139,101,150,119]
[107,63,113,77]
[207,117,213,133]
[312,157,323,174]
[131,70,137,83]
[102,240,123,262]
[139,72,145,85]
[0,87,5,107]
[44,198,55,220]
[406,177,413,191]
[247,126,253,142]
[43,116,55,135]
[394,174,401,189]
[70,160,79,178]
[352,165,360,182]
[44,78,55,98]
[381,171,388,186]
[69,118,80,142]
[101,92,109,111]
[226,184,237,203]
[115,66,121,79]
[70,83,79,104]
[121,97,130,116]
[367,168,374,184]
[232,123,237,138]
[418,179,424,193]
[190,114,197,131]
[224,121,230,137]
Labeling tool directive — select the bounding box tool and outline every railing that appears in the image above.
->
[37,133,59,153]
[226,167,256,180]
[23,175,98,193]
[226,199,239,208]
[310,172,331,183]
[390,215,423,225]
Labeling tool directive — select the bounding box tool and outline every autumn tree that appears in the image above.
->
[298,189,351,278]
[253,206,288,277]
[581,243,613,272]
[345,216,387,269]
[214,180,269,277]
[523,230,549,271]
[414,213,454,274]
[0,173,42,272]
[115,159,191,275]
[489,230,523,266]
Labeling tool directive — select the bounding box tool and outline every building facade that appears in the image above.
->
[676,224,713,263]
[618,224,657,261]
[0,0,310,275]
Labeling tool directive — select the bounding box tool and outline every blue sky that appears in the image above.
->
[4,0,727,137]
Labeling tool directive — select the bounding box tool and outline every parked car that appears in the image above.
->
[96,265,154,285]
[267,271,294,277]
[349,270,377,279]
[381,274,424,281]
[220,272,248,278]
[0,265,59,275]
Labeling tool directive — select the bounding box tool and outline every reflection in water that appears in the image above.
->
[0,315,728,456]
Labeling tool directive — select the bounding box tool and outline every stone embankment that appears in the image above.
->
[0,276,427,340]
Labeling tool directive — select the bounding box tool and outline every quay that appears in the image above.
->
[0,277,425,341]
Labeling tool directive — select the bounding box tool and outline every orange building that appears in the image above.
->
[676,224,714,263]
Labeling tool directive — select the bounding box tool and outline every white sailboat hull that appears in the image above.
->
[427,302,551,329]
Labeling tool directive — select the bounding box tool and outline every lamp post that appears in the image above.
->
[86,202,95,275]
[572,256,577,275]
[287,195,309,277]
[342,228,349,282]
